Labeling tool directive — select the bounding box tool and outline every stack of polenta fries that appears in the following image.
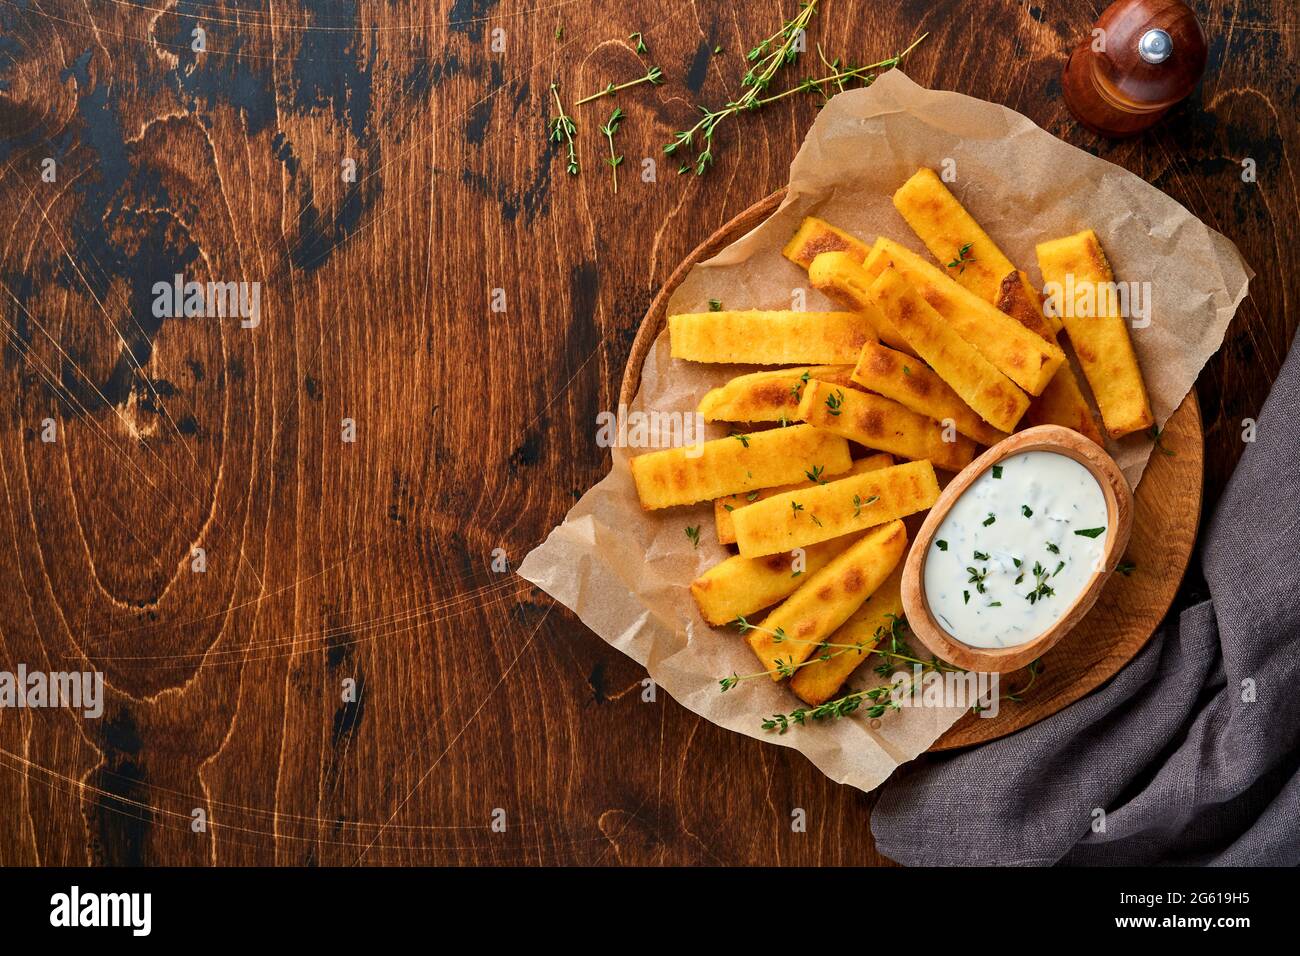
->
[630,167,1154,711]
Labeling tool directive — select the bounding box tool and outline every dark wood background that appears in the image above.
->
[0,0,1293,866]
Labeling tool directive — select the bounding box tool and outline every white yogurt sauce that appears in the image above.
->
[923,451,1108,649]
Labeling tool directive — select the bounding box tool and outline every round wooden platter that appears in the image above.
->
[619,188,1205,751]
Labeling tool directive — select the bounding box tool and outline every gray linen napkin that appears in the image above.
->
[871,340,1300,866]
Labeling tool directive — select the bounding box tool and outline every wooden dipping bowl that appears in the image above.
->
[901,426,1135,673]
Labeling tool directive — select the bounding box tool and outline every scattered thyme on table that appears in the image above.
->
[547,4,926,181]
[665,5,927,175]
[547,84,579,175]
[576,65,663,106]
[599,107,626,193]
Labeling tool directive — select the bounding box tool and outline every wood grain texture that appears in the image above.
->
[0,0,1293,867]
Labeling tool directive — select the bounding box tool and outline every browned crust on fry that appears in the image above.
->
[996,271,1056,341]
[781,217,873,269]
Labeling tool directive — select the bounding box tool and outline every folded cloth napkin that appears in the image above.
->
[871,340,1300,866]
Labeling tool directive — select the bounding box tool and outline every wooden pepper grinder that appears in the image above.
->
[1062,0,1207,137]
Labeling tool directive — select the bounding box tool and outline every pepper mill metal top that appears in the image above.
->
[1061,0,1208,138]
[1137,28,1173,64]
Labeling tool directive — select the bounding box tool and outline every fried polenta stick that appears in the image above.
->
[690,533,865,626]
[714,453,893,545]
[852,342,1008,446]
[1035,229,1154,439]
[697,365,854,423]
[790,561,905,705]
[891,167,1017,304]
[868,267,1029,434]
[669,310,874,365]
[797,380,976,472]
[808,251,915,355]
[629,424,851,510]
[781,216,874,270]
[746,520,908,680]
[732,459,938,557]
[863,238,1065,395]
[996,271,1104,445]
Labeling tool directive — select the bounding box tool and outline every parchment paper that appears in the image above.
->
[519,70,1253,793]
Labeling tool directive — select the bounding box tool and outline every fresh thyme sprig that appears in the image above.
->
[721,614,947,695]
[762,678,907,730]
[1026,561,1055,604]
[663,0,820,175]
[744,616,1045,732]
[998,658,1044,705]
[663,11,926,175]
[1148,424,1176,456]
[720,639,868,691]
[628,31,648,55]
[765,33,930,106]
[548,84,579,175]
[576,65,664,105]
[599,106,626,192]
[947,241,976,273]
[758,616,964,730]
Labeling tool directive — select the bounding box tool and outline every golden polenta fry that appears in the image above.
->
[790,561,905,705]
[891,167,1017,304]
[996,271,1104,446]
[630,423,852,510]
[697,365,853,423]
[868,267,1029,434]
[1016,266,1063,334]
[781,216,873,270]
[1036,229,1154,439]
[714,453,894,545]
[797,380,976,472]
[808,251,914,355]
[863,237,1065,395]
[996,269,1057,340]
[689,533,863,627]
[732,459,939,558]
[746,520,908,680]
[1027,363,1106,445]
[851,342,1009,447]
[669,310,873,365]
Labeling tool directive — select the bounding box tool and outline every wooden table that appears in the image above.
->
[0,1,1293,866]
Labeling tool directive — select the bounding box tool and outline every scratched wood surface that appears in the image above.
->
[0,1,1293,866]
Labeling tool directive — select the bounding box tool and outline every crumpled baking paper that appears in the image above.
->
[519,70,1252,792]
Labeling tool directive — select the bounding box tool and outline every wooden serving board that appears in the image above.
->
[619,189,1204,751]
